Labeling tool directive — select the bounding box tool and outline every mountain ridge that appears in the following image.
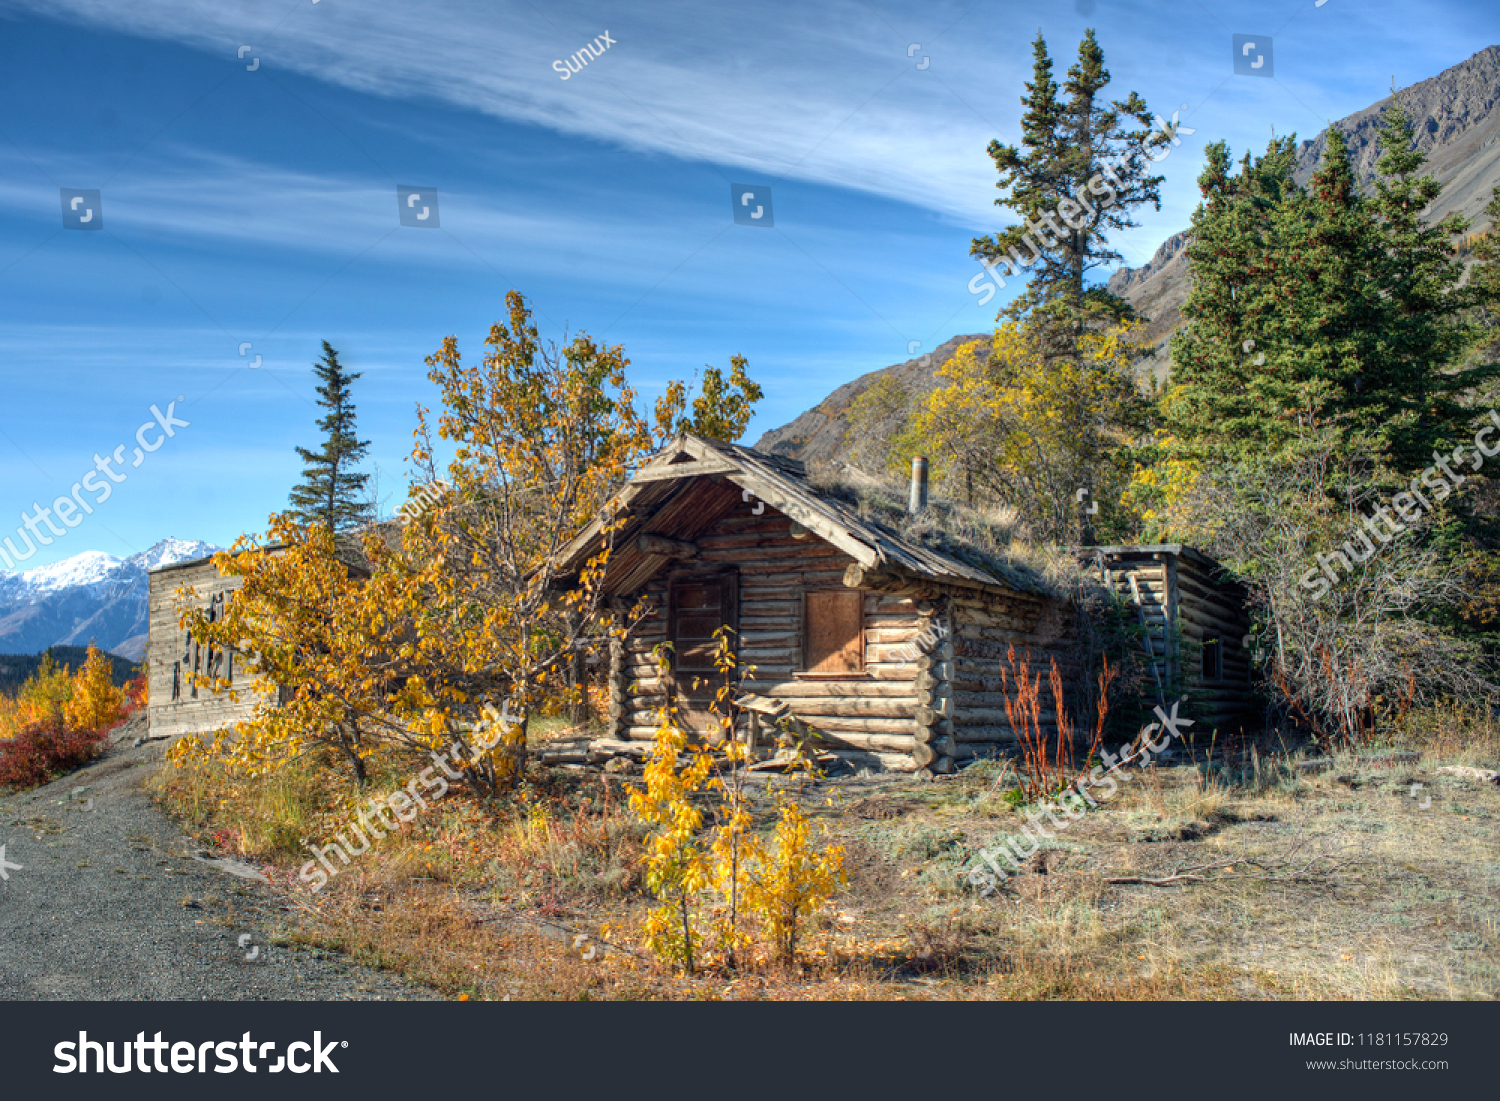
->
[0,538,222,661]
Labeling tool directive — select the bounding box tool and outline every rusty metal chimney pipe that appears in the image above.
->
[909,456,929,514]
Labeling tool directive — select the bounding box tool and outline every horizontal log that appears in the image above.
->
[799,716,920,736]
[636,533,698,559]
[1107,564,1165,580]
[808,730,915,753]
[744,580,858,601]
[696,530,799,550]
[865,627,925,645]
[962,624,1068,643]
[758,680,913,698]
[698,544,848,564]
[913,742,947,768]
[735,648,798,664]
[1175,571,1246,606]
[823,749,917,773]
[953,608,1040,631]
[914,720,953,744]
[1177,605,1245,634]
[789,699,916,719]
[915,703,951,726]
[738,630,797,646]
[623,726,666,742]
[741,601,799,618]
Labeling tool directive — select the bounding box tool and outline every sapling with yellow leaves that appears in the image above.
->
[630,629,847,972]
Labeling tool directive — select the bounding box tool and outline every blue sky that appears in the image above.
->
[0,0,1494,569]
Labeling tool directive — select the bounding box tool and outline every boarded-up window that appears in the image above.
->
[803,590,864,675]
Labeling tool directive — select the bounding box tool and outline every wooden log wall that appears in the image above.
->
[910,600,955,777]
[607,508,924,771]
[1173,553,1255,730]
[943,588,1076,764]
[147,561,268,738]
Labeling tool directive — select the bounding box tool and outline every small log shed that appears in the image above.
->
[1090,544,1256,733]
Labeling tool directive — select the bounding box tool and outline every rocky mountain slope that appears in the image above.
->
[754,333,988,465]
[0,538,220,661]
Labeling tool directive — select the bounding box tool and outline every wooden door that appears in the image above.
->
[668,572,738,739]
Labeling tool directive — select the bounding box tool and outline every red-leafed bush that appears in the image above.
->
[0,716,110,791]
[123,673,148,713]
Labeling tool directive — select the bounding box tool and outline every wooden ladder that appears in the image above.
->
[1126,572,1169,710]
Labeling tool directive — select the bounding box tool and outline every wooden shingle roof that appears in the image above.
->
[557,434,1040,597]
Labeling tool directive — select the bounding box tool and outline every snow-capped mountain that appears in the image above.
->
[0,538,222,662]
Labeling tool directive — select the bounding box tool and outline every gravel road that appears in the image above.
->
[0,716,437,1000]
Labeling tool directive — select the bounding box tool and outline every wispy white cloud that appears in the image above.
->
[7,0,1041,226]
[6,0,1489,268]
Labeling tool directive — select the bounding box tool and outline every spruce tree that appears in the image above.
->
[286,341,374,532]
[1167,98,1500,472]
[971,29,1167,358]
[1162,137,1301,461]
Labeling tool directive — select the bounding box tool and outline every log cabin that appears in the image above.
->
[556,435,1259,774]
[555,435,1086,776]
[1089,544,1255,734]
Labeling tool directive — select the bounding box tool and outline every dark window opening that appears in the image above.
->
[1202,636,1222,681]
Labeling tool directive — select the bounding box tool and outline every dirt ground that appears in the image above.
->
[147,716,1499,1001]
[0,713,436,1000]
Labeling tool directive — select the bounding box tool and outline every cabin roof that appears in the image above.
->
[147,531,384,580]
[557,434,1048,597]
[1087,544,1223,571]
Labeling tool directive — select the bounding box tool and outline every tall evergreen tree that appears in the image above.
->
[971,29,1167,357]
[286,341,374,532]
[1167,98,1500,472]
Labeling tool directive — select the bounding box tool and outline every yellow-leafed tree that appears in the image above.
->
[62,645,127,733]
[903,318,1149,541]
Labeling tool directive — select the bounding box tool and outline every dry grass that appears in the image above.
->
[151,704,1500,1000]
